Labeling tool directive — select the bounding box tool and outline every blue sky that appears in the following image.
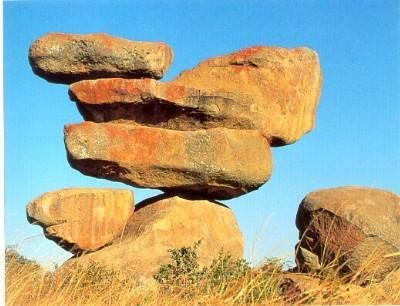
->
[4,1,400,268]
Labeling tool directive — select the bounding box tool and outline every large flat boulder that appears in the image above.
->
[295,186,400,282]
[29,33,173,83]
[26,188,134,254]
[69,46,322,146]
[64,122,272,200]
[69,78,254,130]
[62,195,244,279]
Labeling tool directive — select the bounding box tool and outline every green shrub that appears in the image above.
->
[154,240,206,286]
[205,251,250,290]
[154,240,251,293]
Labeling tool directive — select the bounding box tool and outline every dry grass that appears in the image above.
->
[5,246,400,306]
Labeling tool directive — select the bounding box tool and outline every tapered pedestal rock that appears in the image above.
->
[62,195,244,278]
[69,46,322,145]
[64,122,272,199]
[27,188,134,254]
[296,186,400,281]
[29,33,174,83]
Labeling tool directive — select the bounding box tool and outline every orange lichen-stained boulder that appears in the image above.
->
[62,195,244,279]
[26,188,134,254]
[28,33,173,83]
[69,78,255,130]
[295,186,400,282]
[69,46,322,146]
[64,122,272,200]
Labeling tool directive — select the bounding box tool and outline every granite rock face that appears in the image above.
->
[69,46,322,146]
[26,188,134,254]
[62,195,244,278]
[64,122,272,200]
[295,186,400,281]
[29,33,174,83]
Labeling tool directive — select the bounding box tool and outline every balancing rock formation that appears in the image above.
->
[29,33,173,83]
[69,46,322,145]
[65,122,272,199]
[27,32,323,277]
[27,188,133,254]
[295,186,400,282]
[63,195,244,278]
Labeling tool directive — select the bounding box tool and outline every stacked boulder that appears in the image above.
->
[26,188,134,255]
[295,186,400,282]
[27,32,323,277]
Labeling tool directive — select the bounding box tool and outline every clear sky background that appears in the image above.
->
[4,1,400,269]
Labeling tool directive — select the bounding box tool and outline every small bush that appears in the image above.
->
[207,251,250,285]
[154,240,252,295]
[154,240,205,286]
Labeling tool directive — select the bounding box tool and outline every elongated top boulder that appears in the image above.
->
[69,46,322,145]
[295,186,400,282]
[27,188,134,254]
[64,122,272,199]
[28,33,174,83]
[62,194,244,278]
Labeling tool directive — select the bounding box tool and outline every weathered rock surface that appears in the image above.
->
[27,188,134,254]
[64,121,272,199]
[62,195,244,279]
[69,46,322,146]
[29,33,173,83]
[295,186,400,281]
[69,78,244,130]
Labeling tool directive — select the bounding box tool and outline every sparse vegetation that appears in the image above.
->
[154,240,254,299]
[154,240,250,286]
[5,244,400,305]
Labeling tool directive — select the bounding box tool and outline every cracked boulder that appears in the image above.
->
[61,194,244,279]
[295,186,400,282]
[29,33,173,83]
[26,188,134,254]
[64,122,272,200]
[69,45,322,146]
